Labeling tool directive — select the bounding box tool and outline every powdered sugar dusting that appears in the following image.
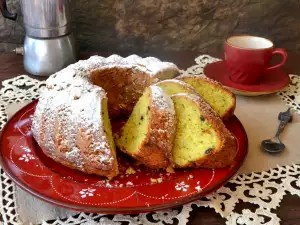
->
[141,85,176,168]
[150,86,175,113]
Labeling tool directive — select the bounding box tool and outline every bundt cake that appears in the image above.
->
[177,75,236,120]
[155,79,199,96]
[171,93,236,168]
[116,86,176,170]
[31,55,180,179]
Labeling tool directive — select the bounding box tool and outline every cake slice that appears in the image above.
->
[155,79,199,96]
[171,93,236,168]
[116,86,176,169]
[177,75,236,120]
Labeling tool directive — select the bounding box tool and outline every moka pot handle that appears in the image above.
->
[0,0,18,21]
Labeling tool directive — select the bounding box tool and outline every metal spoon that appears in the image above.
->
[261,107,293,154]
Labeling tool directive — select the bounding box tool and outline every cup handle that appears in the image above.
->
[265,48,288,71]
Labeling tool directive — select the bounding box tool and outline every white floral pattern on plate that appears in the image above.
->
[79,188,96,198]
[18,153,35,162]
[175,182,189,192]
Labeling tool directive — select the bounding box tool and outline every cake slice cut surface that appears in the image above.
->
[177,75,236,120]
[116,86,176,169]
[171,93,236,168]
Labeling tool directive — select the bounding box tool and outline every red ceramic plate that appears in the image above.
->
[204,61,290,96]
[0,100,248,214]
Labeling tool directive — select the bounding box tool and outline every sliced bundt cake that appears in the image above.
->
[32,54,180,179]
[155,79,199,96]
[177,75,236,120]
[116,86,176,169]
[171,93,236,168]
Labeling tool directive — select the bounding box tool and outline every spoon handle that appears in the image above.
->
[275,108,293,138]
[275,120,287,138]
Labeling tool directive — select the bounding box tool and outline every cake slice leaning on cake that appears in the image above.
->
[171,93,236,168]
[177,75,236,120]
[116,86,177,170]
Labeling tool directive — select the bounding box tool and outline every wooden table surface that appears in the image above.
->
[1,51,300,224]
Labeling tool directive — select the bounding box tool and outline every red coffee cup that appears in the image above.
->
[224,35,287,84]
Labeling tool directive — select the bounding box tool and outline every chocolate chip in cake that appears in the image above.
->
[200,115,205,121]
[205,148,213,154]
[147,106,150,111]
[140,115,144,120]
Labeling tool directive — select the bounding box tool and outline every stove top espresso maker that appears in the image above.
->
[0,0,77,76]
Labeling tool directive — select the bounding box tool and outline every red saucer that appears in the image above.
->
[204,61,290,96]
[0,100,248,214]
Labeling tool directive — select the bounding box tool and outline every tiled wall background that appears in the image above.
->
[1,0,300,54]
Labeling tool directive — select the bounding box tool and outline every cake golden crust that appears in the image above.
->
[117,86,176,169]
[177,75,236,120]
[171,93,236,169]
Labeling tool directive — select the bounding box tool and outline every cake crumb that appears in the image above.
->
[106,182,112,188]
[126,181,134,187]
[150,178,157,184]
[125,166,136,174]
[166,166,174,173]
[150,178,162,183]
[95,180,106,186]
[157,178,163,183]
[188,175,194,180]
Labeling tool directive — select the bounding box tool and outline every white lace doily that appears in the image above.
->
[1,55,300,225]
